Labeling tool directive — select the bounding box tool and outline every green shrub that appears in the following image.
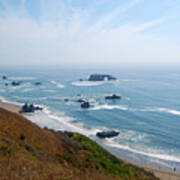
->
[0,145,12,154]
[20,133,25,140]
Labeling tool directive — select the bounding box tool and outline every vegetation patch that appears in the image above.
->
[65,132,157,179]
[0,145,12,155]
[20,133,25,140]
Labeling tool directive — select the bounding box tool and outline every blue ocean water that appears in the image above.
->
[0,67,180,171]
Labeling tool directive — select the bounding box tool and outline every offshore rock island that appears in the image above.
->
[88,74,117,81]
[79,74,117,82]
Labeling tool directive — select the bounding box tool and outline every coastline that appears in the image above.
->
[0,101,21,114]
[0,101,180,179]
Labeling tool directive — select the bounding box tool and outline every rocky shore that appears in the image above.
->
[0,101,179,180]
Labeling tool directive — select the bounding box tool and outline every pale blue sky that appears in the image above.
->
[0,0,180,67]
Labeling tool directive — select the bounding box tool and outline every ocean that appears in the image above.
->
[0,67,180,171]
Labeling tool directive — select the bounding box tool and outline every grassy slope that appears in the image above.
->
[0,108,159,180]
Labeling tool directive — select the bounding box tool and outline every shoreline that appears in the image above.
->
[0,101,21,114]
[0,101,180,179]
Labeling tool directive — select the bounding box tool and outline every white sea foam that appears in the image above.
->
[72,79,119,87]
[119,79,131,82]
[43,89,57,93]
[141,107,180,116]
[9,76,36,80]
[51,80,65,88]
[12,95,48,101]
[0,96,6,102]
[47,114,93,135]
[119,79,139,82]
[72,81,105,86]
[117,130,148,143]
[125,97,131,101]
[24,105,104,137]
[0,96,23,106]
[90,104,128,111]
[8,82,32,91]
[104,140,180,163]
[22,88,34,93]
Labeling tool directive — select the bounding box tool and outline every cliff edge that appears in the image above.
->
[0,108,158,180]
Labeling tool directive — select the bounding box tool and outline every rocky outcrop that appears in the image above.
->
[81,102,90,108]
[34,82,42,86]
[11,81,22,86]
[64,98,69,102]
[96,131,120,138]
[105,94,121,100]
[2,76,7,80]
[88,74,117,81]
[20,103,43,113]
[77,99,87,103]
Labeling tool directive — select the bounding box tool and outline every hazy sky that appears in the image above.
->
[0,0,180,68]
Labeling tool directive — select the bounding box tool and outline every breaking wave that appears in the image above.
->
[90,104,180,117]
[51,80,65,88]
[72,81,105,86]
[90,104,128,111]
[9,76,36,80]
[104,140,180,163]
[141,107,180,116]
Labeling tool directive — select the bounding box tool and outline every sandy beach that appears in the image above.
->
[0,101,21,114]
[0,101,180,180]
[124,159,180,180]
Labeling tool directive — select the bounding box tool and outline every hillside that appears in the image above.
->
[0,107,159,180]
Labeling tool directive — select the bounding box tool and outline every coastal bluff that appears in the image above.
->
[0,107,158,180]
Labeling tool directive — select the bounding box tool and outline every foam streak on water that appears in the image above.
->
[90,105,128,111]
[105,140,180,163]
[51,80,65,88]
[141,107,180,116]
[72,81,105,86]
